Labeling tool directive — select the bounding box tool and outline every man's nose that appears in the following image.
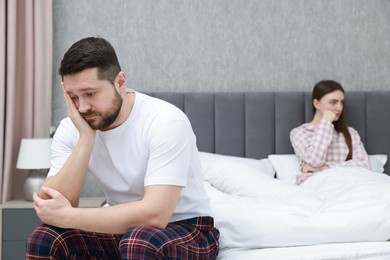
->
[78,98,91,113]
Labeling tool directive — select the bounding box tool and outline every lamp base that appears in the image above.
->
[24,169,47,201]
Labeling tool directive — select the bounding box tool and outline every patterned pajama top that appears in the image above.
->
[290,119,370,184]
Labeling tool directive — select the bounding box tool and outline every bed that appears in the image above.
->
[147,91,390,259]
[84,91,390,259]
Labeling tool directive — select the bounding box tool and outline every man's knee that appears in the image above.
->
[26,224,65,258]
[26,224,115,259]
[119,226,167,259]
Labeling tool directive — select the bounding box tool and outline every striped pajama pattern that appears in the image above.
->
[26,216,219,260]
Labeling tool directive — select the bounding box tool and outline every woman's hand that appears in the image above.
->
[301,163,329,173]
[322,110,336,122]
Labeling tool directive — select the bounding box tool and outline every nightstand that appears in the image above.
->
[1,197,105,260]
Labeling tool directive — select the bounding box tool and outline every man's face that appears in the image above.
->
[63,68,123,130]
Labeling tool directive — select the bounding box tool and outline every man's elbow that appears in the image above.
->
[36,190,50,200]
[145,213,171,229]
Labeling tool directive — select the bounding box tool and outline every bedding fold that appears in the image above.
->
[202,160,390,249]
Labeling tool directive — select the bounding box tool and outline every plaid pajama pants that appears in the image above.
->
[25,216,219,260]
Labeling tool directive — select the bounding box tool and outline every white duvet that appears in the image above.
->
[202,159,390,250]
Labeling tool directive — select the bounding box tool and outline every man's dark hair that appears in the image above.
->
[59,37,121,85]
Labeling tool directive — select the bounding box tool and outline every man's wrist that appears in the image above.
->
[78,134,96,146]
[66,207,80,229]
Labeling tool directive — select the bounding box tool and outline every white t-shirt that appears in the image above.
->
[48,91,211,222]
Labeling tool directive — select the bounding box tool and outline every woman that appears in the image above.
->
[290,80,369,184]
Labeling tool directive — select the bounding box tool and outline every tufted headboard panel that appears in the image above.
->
[147,91,390,174]
[81,91,390,196]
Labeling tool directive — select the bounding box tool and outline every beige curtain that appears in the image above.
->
[0,0,52,202]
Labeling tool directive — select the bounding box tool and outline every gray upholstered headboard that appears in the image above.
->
[81,91,390,196]
[147,91,390,174]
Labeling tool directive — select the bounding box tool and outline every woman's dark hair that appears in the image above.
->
[59,37,121,85]
[312,80,352,160]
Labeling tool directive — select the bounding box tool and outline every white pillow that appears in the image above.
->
[268,154,388,184]
[268,154,300,184]
[198,151,275,178]
[369,154,388,173]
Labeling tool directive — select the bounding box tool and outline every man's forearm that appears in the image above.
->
[58,185,179,234]
[40,137,95,206]
[69,200,167,234]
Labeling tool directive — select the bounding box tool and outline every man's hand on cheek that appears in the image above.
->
[61,82,96,139]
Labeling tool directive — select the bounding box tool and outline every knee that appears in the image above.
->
[26,224,65,257]
[119,226,167,259]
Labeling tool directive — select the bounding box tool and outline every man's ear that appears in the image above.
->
[115,71,127,92]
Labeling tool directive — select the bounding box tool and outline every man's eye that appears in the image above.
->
[86,92,96,97]
[70,96,78,100]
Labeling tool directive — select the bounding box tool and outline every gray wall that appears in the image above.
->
[52,0,390,127]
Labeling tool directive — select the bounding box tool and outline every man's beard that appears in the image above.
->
[81,90,123,130]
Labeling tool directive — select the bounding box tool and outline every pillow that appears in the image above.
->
[198,151,275,178]
[268,154,388,184]
[369,154,388,173]
[268,154,300,184]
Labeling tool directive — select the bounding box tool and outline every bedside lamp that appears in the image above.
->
[16,138,52,201]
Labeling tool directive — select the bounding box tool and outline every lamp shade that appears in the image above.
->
[16,138,52,169]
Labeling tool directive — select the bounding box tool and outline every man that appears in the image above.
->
[26,37,219,259]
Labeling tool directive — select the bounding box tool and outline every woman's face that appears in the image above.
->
[313,90,345,121]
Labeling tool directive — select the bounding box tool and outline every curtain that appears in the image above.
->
[0,0,52,202]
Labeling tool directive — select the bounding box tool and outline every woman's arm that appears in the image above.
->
[327,127,370,169]
[290,120,334,168]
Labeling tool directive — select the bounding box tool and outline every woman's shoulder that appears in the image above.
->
[347,126,360,135]
[292,123,312,131]
[290,123,313,135]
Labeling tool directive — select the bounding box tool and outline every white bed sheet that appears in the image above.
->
[217,242,390,260]
[201,156,390,256]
